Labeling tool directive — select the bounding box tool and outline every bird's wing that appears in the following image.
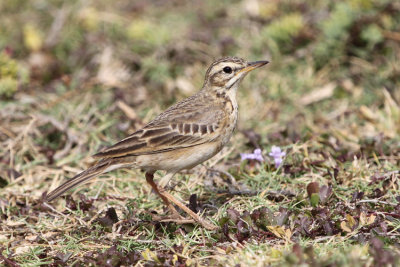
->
[93,95,225,159]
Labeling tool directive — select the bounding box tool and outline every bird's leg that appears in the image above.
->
[146,172,216,230]
[157,172,217,230]
[145,172,181,219]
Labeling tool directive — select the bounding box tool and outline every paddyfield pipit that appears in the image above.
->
[46,57,269,230]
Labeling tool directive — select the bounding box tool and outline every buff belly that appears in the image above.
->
[136,142,221,173]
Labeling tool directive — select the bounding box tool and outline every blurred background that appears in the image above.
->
[1,0,399,147]
[1,0,400,200]
[0,0,399,265]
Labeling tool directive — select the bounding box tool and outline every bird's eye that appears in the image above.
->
[223,66,232,74]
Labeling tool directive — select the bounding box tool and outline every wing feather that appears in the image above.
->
[93,96,226,159]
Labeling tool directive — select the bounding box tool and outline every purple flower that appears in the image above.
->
[240,148,264,162]
[269,146,286,168]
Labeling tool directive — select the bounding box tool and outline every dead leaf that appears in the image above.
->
[141,248,160,263]
[96,47,131,87]
[299,83,336,106]
[341,214,357,233]
[267,225,292,240]
[5,220,26,227]
[43,231,59,239]
[15,245,34,255]
[117,100,138,120]
[346,214,357,228]
[360,105,378,121]
[360,212,376,226]
[319,185,332,204]
[0,234,9,241]
[340,221,352,233]
[25,235,38,241]
[176,77,195,95]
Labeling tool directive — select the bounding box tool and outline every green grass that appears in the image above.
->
[1,0,400,266]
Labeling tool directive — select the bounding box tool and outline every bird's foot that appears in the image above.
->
[149,208,216,230]
[160,215,217,230]
[159,189,218,230]
[148,210,194,224]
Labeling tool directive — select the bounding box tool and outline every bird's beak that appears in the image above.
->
[237,60,269,75]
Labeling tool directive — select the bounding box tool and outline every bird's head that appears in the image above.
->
[203,57,269,92]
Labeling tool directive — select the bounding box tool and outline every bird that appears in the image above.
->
[46,56,269,230]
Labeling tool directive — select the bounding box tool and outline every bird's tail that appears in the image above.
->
[46,159,126,202]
